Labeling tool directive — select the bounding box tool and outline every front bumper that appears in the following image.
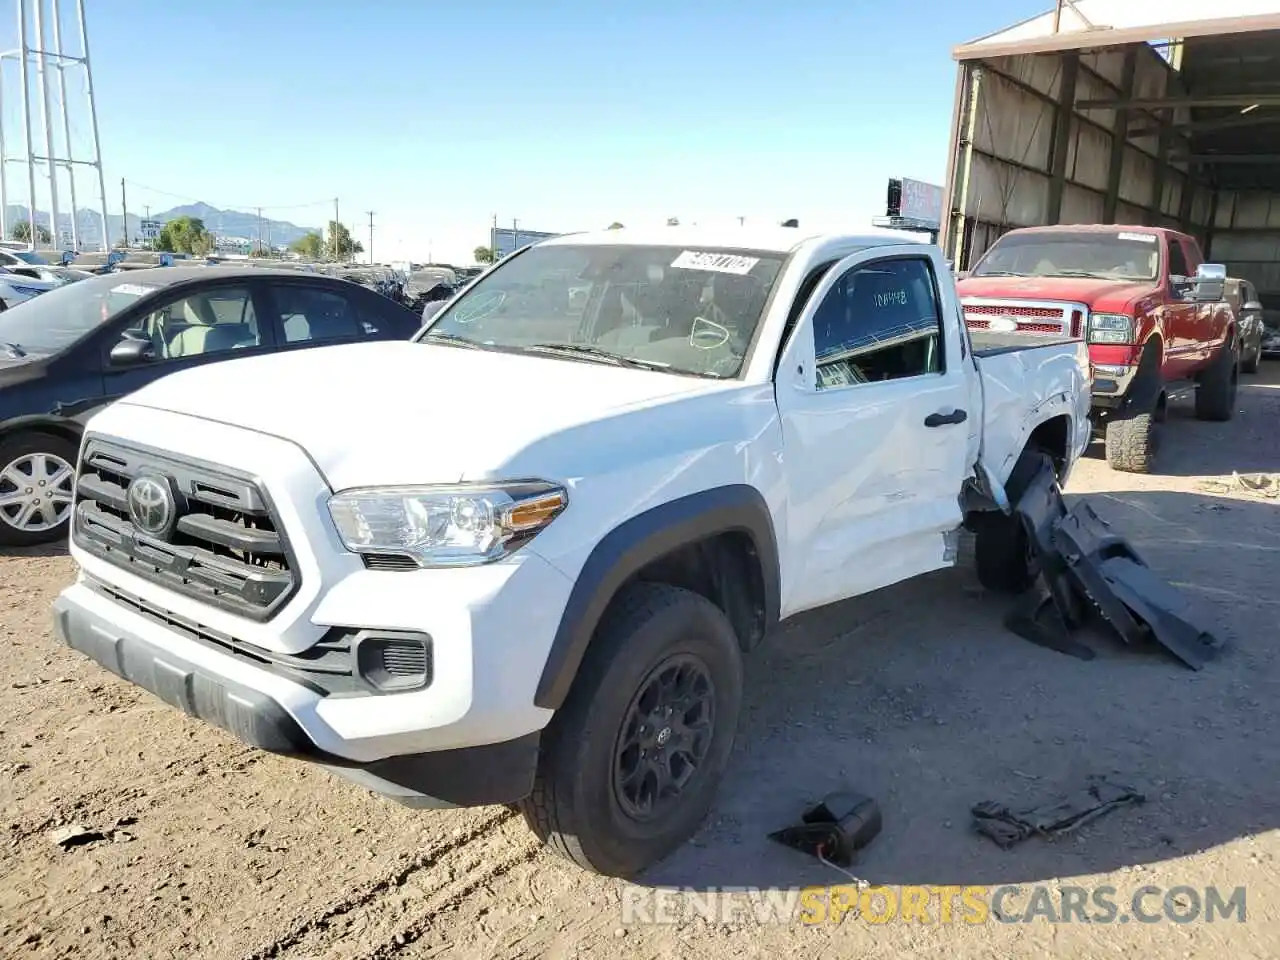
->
[52,582,544,807]
[1088,362,1138,409]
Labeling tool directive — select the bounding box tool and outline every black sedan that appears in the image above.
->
[0,265,425,546]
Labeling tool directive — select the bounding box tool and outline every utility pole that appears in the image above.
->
[512,217,519,257]
[119,177,127,248]
[491,213,498,262]
[332,197,339,260]
[366,210,374,264]
[256,207,263,255]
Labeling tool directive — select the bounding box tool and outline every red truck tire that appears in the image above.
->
[1194,337,1238,422]
[1105,409,1158,474]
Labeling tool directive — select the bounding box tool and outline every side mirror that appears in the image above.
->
[1243,300,1264,313]
[955,270,970,280]
[1190,263,1226,302]
[109,336,155,366]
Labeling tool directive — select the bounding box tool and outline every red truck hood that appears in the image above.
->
[957,275,1157,306]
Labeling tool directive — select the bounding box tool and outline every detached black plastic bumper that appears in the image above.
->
[51,594,540,807]
[1002,457,1225,670]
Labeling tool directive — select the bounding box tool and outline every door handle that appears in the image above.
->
[924,409,968,427]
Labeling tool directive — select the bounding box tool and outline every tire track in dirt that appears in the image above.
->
[242,806,519,960]
[360,823,543,959]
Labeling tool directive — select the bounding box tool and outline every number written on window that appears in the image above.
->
[811,258,944,388]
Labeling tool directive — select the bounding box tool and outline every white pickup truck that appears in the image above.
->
[53,227,1091,877]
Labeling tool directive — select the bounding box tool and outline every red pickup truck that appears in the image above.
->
[955,225,1236,473]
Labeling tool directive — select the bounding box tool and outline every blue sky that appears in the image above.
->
[13,0,1044,262]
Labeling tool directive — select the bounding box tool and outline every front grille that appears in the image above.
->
[72,437,299,621]
[962,300,1085,338]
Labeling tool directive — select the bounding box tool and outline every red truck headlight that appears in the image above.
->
[1087,313,1134,345]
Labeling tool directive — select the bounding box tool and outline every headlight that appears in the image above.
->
[327,481,568,568]
[1087,313,1134,344]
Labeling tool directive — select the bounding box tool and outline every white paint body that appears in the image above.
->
[58,228,1092,799]
[0,268,59,308]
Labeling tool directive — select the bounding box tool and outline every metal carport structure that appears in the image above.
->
[940,0,1280,311]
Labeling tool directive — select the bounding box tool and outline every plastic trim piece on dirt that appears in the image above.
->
[971,774,1145,849]
[1003,460,1225,670]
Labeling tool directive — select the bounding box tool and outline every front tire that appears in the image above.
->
[520,582,743,878]
[0,432,79,547]
[1105,410,1159,474]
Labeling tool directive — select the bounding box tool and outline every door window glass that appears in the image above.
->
[120,287,260,360]
[274,286,363,343]
[811,257,944,389]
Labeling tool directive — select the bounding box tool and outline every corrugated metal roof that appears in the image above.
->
[956,0,1280,59]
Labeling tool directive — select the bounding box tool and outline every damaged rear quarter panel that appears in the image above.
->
[975,340,1091,490]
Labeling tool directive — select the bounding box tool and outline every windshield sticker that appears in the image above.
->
[1117,232,1157,243]
[111,282,159,297]
[671,250,760,275]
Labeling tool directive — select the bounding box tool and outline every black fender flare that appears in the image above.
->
[1123,336,1164,414]
[533,484,781,710]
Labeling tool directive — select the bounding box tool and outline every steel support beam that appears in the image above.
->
[1146,119,1173,226]
[1046,53,1080,223]
[1103,46,1139,224]
[1078,94,1280,110]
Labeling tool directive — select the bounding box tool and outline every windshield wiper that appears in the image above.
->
[0,341,26,358]
[520,342,673,371]
[973,270,1024,277]
[421,331,483,349]
[1046,270,1115,280]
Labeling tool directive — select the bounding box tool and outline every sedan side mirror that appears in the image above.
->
[110,336,155,366]
[1191,263,1227,302]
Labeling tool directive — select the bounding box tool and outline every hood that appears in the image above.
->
[957,274,1158,308]
[117,340,734,489]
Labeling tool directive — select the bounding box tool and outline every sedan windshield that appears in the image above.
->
[0,275,161,357]
[972,231,1161,282]
[418,243,787,378]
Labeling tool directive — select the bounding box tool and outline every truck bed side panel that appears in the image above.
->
[975,340,1092,489]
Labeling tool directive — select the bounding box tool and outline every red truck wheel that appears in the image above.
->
[1105,411,1158,474]
[1194,339,1238,422]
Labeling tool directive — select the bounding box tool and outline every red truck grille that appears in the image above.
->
[962,301,1085,338]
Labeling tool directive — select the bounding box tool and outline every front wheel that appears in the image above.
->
[520,582,743,878]
[0,432,79,547]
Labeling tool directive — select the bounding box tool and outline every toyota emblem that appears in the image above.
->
[127,475,176,539]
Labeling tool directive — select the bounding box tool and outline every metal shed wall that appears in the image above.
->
[944,43,1215,269]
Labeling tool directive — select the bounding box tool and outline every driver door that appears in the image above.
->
[773,246,975,616]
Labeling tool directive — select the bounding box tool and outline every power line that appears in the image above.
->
[121,179,337,212]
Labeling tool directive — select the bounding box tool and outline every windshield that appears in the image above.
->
[0,276,160,357]
[419,243,787,378]
[972,231,1161,282]
[11,250,49,266]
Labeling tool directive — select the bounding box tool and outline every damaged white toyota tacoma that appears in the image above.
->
[53,227,1091,877]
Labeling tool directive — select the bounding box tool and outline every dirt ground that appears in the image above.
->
[3,367,1280,960]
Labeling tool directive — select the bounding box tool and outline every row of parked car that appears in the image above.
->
[0,259,433,545]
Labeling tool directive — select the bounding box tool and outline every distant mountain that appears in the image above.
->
[1,201,321,251]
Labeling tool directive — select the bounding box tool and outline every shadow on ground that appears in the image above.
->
[1081,367,1280,478]
[641,486,1280,891]
[0,540,69,559]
